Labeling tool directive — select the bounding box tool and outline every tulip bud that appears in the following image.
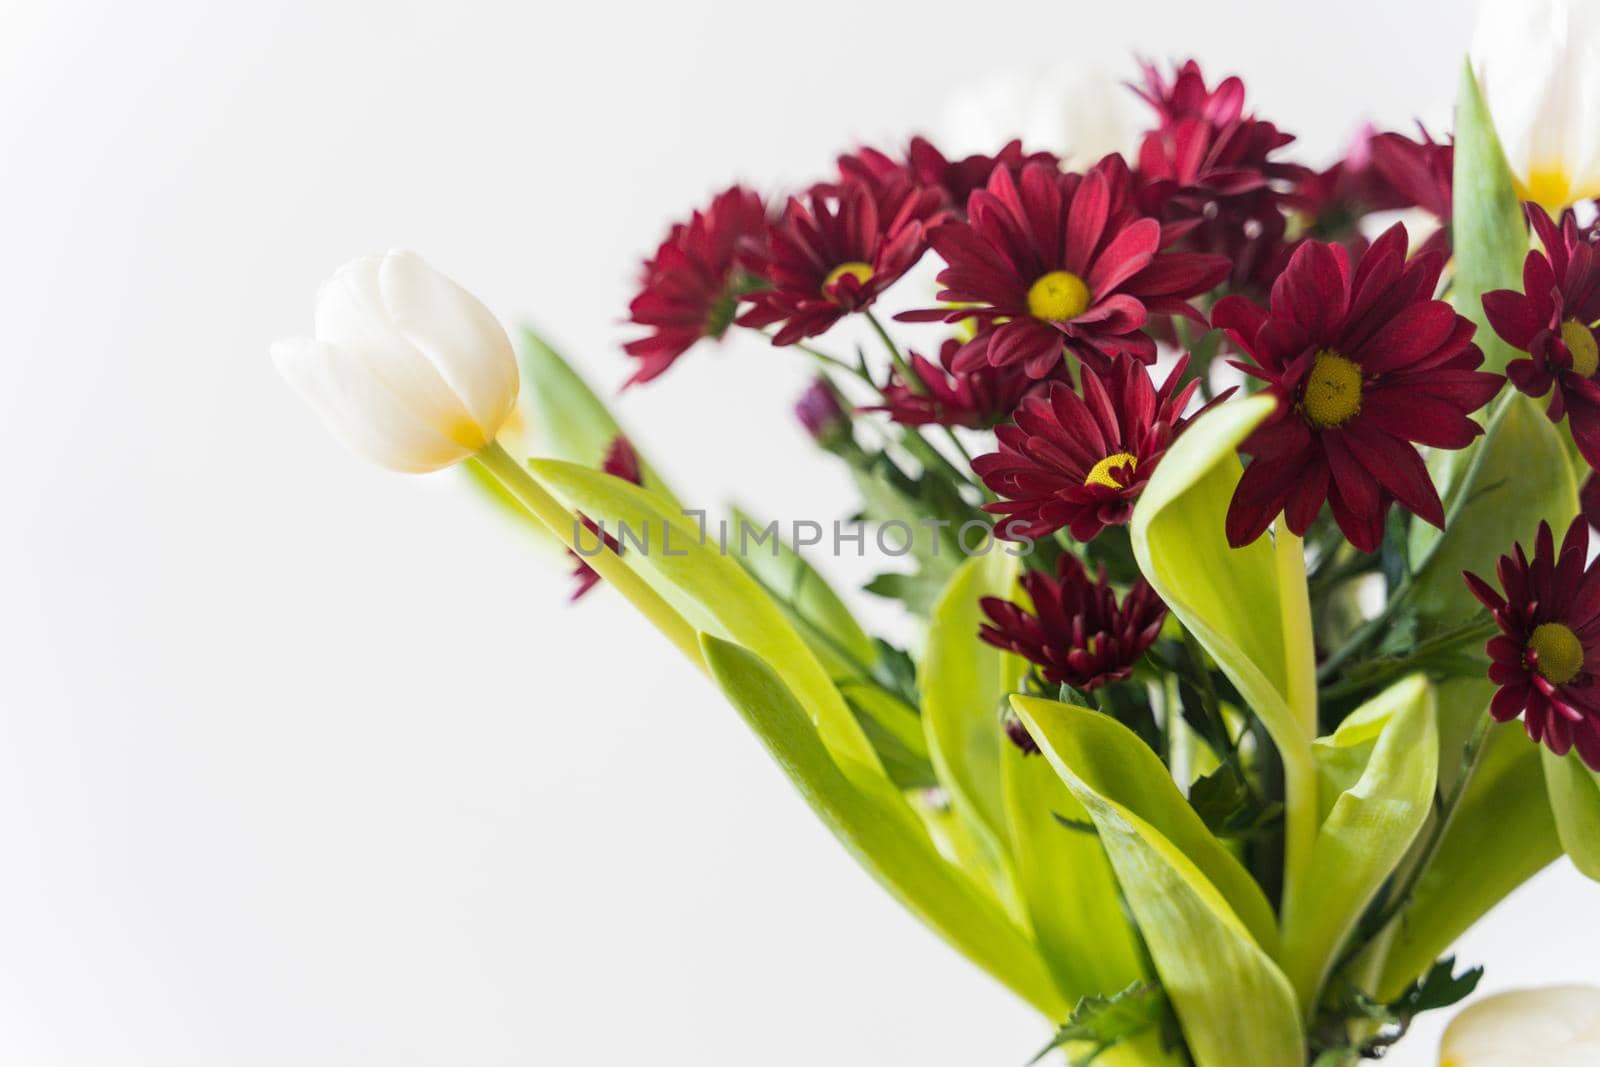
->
[1472,0,1600,209]
[273,250,519,472]
[1440,986,1600,1066]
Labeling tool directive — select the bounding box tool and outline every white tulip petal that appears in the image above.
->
[1473,0,1600,205]
[314,257,486,452]
[376,249,517,439]
[272,336,471,473]
[1441,986,1600,1067]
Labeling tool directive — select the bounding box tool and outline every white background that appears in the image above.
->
[3,1,1596,1064]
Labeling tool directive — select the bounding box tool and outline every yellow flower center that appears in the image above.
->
[822,261,874,295]
[1518,163,1575,212]
[1084,451,1138,490]
[1026,270,1090,322]
[1562,319,1599,377]
[1301,350,1364,428]
[1529,622,1585,685]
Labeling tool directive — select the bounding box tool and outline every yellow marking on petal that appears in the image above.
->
[1562,319,1599,377]
[1301,350,1363,428]
[1026,270,1090,322]
[1519,163,1576,211]
[822,261,874,296]
[1529,621,1584,685]
[1084,451,1137,490]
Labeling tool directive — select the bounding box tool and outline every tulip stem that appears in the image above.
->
[473,441,706,671]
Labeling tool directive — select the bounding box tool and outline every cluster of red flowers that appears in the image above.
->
[606,57,1600,755]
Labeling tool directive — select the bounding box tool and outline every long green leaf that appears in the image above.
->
[1451,60,1527,379]
[922,552,1023,881]
[1283,676,1438,1012]
[1407,394,1577,629]
[527,459,884,789]
[727,506,878,678]
[1129,394,1320,913]
[1001,740,1145,1001]
[1374,680,1560,998]
[1014,696,1302,1067]
[1543,748,1600,882]
[1130,394,1312,759]
[701,635,1065,1018]
[1012,696,1278,952]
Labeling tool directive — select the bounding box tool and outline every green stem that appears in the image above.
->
[1317,616,1500,704]
[473,441,705,669]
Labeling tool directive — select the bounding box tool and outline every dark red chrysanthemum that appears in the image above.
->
[1484,204,1600,470]
[900,158,1229,378]
[624,185,768,385]
[974,354,1211,542]
[737,178,940,345]
[1216,223,1503,552]
[1132,59,1310,292]
[840,136,1060,218]
[1465,519,1600,770]
[569,436,644,602]
[870,337,1061,429]
[979,554,1168,691]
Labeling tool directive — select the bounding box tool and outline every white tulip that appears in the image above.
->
[1440,986,1600,1066]
[273,250,519,473]
[1472,0,1600,209]
[939,64,1139,165]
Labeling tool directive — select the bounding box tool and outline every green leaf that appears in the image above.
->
[502,328,674,497]
[1029,982,1166,1066]
[1129,394,1320,921]
[468,328,675,549]
[723,508,933,786]
[1283,676,1438,1012]
[1542,747,1600,882]
[1129,394,1316,774]
[699,635,1065,1018]
[728,506,878,678]
[1012,696,1278,950]
[1187,762,1281,840]
[1374,680,1561,998]
[1399,955,1484,1016]
[1002,740,1145,1002]
[1451,60,1527,379]
[526,459,885,789]
[1013,696,1303,1067]
[921,552,1024,880]
[1406,394,1578,630]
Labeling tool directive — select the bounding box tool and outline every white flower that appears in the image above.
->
[938,64,1138,166]
[273,250,519,473]
[1472,0,1600,209]
[1440,986,1600,1066]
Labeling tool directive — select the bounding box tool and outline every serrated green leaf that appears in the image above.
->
[1029,982,1165,1065]
[699,635,1064,1018]
[1542,747,1600,882]
[1014,696,1302,1067]
[1284,676,1438,1012]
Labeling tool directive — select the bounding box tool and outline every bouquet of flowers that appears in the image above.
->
[272,5,1600,1063]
